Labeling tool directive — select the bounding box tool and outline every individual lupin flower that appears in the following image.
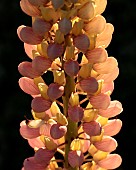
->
[17,0,123,169]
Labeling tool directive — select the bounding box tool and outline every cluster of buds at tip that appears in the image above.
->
[17,0,123,169]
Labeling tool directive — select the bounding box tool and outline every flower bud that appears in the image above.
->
[77,1,95,20]
[93,150,108,162]
[71,139,81,151]
[73,34,90,52]
[56,112,68,126]
[78,63,92,79]
[68,150,84,168]
[40,6,60,23]
[83,109,98,122]
[37,40,48,57]
[69,92,79,106]
[44,136,58,150]
[53,70,66,86]
[50,124,67,139]
[58,18,72,35]
[19,77,40,95]
[31,96,52,112]
[54,30,65,44]
[37,82,49,99]
[95,0,107,15]
[20,0,41,17]
[32,18,52,36]
[47,83,64,101]
[72,20,84,36]
[50,101,61,116]
[83,121,101,136]
[47,43,64,60]
[68,105,84,122]
[17,25,43,45]
[79,77,98,94]
[64,59,79,77]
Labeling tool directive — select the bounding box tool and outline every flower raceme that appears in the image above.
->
[17,0,123,169]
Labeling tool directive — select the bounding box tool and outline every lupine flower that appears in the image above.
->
[17,0,123,169]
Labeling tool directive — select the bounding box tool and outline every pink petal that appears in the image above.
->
[89,93,110,110]
[23,157,46,170]
[79,77,98,94]
[47,43,64,60]
[24,43,37,59]
[50,124,67,139]
[28,0,48,6]
[68,150,84,168]
[32,18,52,36]
[64,59,79,77]
[20,121,40,139]
[47,83,64,101]
[73,34,90,52]
[97,154,122,169]
[39,123,51,137]
[98,100,123,118]
[20,0,41,17]
[28,137,45,149]
[34,148,55,166]
[31,96,52,112]
[103,119,122,136]
[83,121,101,136]
[18,61,40,78]
[32,56,52,74]
[68,105,84,122]
[17,25,43,45]
[85,48,108,63]
[18,77,40,95]
[58,17,72,35]
[101,81,114,94]
[94,136,117,152]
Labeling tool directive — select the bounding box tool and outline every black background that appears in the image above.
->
[0,0,134,169]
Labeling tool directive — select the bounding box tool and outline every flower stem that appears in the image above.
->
[63,75,78,169]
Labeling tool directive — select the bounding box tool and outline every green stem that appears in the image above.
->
[63,75,78,169]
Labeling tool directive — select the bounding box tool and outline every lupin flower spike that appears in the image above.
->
[17,0,123,169]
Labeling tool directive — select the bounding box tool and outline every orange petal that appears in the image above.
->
[84,15,106,35]
[93,57,118,74]
[24,43,37,59]
[85,47,108,63]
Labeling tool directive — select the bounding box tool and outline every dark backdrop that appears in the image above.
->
[0,0,134,169]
